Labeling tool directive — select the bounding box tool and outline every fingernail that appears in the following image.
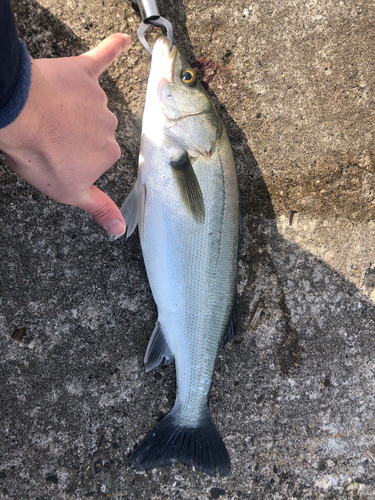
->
[105,218,126,236]
[122,34,131,48]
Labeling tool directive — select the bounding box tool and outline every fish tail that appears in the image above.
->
[129,406,230,477]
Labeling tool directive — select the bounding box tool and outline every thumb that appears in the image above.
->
[81,33,131,78]
[76,185,126,236]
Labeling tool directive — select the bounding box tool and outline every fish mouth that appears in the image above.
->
[152,37,177,83]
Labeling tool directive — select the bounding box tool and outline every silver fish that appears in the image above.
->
[120,37,240,477]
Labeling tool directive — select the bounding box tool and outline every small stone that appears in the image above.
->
[11,328,26,342]
[256,394,265,404]
[318,460,326,471]
[94,460,102,473]
[210,487,226,499]
[287,482,295,493]
[46,474,58,484]
[97,435,104,448]
[344,481,359,492]
[289,211,298,226]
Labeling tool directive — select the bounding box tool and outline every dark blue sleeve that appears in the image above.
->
[0,0,32,129]
[0,0,21,108]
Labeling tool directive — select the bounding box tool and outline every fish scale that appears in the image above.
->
[120,37,239,476]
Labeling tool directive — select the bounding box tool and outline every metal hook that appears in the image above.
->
[129,0,173,55]
[138,18,173,55]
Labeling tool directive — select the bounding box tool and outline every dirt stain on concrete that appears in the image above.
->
[266,150,375,222]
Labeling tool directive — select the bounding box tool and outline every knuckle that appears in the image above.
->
[101,43,117,64]
[90,202,112,221]
[110,112,118,129]
[109,141,121,163]
[98,88,108,105]
[99,141,121,168]
[105,110,119,135]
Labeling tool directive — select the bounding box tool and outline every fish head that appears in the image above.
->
[151,37,211,120]
[147,37,221,157]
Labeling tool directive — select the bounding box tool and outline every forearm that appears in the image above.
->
[0,0,32,128]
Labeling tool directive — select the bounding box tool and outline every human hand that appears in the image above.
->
[0,33,131,236]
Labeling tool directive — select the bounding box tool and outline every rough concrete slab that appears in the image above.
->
[1,0,375,498]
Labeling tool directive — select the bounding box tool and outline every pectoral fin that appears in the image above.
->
[170,152,205,224]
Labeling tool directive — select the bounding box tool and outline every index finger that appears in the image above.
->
[80,33,131,78]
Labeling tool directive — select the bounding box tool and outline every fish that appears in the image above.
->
[120,36,240,477]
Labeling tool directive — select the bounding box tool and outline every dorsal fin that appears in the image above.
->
[220,303,238,348]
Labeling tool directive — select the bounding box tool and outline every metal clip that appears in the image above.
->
[129,0,173,55]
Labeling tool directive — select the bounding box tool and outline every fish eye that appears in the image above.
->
[181,69,197,86]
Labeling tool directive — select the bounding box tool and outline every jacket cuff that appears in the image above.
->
[0,41,32,130]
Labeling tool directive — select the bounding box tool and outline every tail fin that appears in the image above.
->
[129,407,230,477]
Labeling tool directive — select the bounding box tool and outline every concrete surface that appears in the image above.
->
[1,0,375,498]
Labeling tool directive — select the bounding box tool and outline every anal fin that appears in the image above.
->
[144,321,174,372]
